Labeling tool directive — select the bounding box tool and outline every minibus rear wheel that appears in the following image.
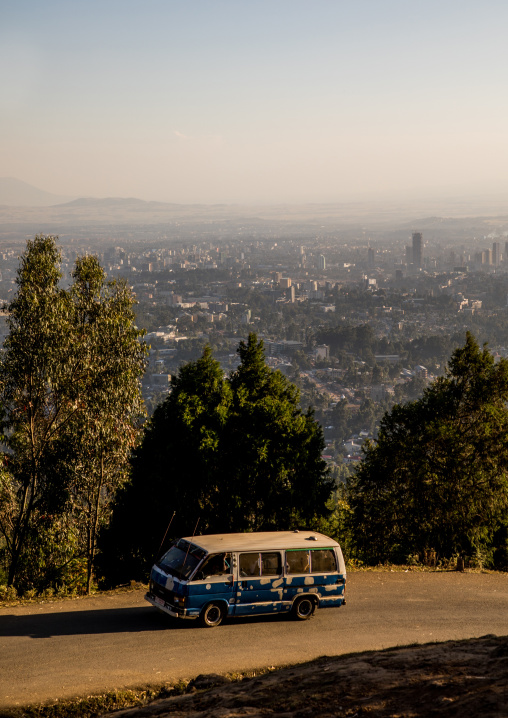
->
[291,596,316,620]
[199,602,225,627]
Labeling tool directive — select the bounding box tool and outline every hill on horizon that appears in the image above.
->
[0,177,75,207]
[1,180,508,236]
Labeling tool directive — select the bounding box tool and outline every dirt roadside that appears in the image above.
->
[106,635,508,718]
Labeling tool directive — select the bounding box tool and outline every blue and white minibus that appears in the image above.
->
[145,531,346,627]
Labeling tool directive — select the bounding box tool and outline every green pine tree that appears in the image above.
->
[103,334,334,583]
[349,333,508,566]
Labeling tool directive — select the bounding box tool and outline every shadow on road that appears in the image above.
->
[0,605,192,639]
[0,605,288,639]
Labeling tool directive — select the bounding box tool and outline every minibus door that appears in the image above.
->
[188,553,235,615]
[234,552,284,616]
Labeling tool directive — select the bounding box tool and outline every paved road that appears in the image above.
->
[1,572,507,708]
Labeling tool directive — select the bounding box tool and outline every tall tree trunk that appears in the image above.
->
[86,456,104,595]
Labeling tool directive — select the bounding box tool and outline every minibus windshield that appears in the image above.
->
[157,540,206,580]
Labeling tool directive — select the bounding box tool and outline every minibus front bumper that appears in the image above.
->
[145,592,198,619]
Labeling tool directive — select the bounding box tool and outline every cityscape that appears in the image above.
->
[2,201,508,475]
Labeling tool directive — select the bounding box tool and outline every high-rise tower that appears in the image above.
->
[412,232,423,268]
[493,242,501,267]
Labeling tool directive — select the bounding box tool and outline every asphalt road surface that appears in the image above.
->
[1,571,507,709]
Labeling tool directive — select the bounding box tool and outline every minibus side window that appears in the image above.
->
[240,553,260,577]
[286,550,310,574]
[261,552,281,576]
[310,549,337,573]
[239,552,282,577]
[194,553,232,580]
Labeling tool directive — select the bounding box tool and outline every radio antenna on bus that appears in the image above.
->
[182,517,200,573]
[156,510,176,561]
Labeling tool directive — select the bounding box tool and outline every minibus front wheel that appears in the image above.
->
[291,596,316,621]
[199,602,225,628]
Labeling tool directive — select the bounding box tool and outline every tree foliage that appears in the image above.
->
[226,335,331,531]
[102,334,333,583]
[54,255,147,592]
[0,236,147,593]
[349,333,508,566]
[0,236,75,589]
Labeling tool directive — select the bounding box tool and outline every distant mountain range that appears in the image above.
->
[0,177,75,206]
[1,177,508,233]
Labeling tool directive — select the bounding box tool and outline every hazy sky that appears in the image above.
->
[2,1,508,204]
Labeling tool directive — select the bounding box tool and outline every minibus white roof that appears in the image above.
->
[184,531,339,553]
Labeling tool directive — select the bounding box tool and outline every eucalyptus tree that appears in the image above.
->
[0,236,147,593]
[0,236,75,589]
[59,255,148,593]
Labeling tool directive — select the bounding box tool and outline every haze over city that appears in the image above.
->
[2,0,508,207]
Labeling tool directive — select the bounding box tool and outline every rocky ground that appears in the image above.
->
[106,635,508,718]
